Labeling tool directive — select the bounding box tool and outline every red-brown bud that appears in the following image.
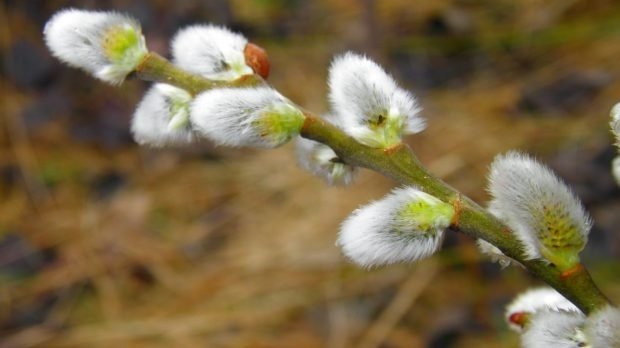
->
[508,312,528,329]
[244,43,270,79]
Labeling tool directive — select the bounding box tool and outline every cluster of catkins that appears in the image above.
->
[490,106,620,347]
[506,287,620,347]
[44,9,303,150]
[44,9,619,347]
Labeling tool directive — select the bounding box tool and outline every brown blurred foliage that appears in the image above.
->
[1,0,620,347]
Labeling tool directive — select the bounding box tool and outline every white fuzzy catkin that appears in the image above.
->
[172,25,252,81]
[505,287,581,333]
[610,104,620,186]
[337,187,453,268]
[296,137,357,186]
[610,103,620,140]
[44,9,147,85]
[521,310,587,348]
[328,52,425,148]
[612,157,620,187]
[487,151,591,266]
[585,306,620,348]
[190,87,304,148]
[131,84,194,147]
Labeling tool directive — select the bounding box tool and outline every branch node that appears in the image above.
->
[383,143,404,155]
[560,263,585,279]
[451,193,462,227]
[135,51,152,74]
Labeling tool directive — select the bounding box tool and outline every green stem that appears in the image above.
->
[135,53,222,95]
[134,52,611,314]
[135,52,265,95]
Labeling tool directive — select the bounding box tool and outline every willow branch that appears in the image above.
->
[135,52,264,95]
[134,52,611,314]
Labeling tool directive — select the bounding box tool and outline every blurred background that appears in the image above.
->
[1,0,620,347]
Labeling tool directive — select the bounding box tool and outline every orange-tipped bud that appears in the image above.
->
[244,43,270,79]
[509,312,528,329]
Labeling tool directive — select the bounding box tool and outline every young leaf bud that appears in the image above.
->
[44,9,147,85]
[244,43,270,79]
[585,306,620,347]
[172,25,264,81]
[190,87,304,148]
[521,310,587,348]
[337,187,454,268]
[131,84,194,147]
[505,287,580,333]
[328,52,425,148]
[488,151,591,270]
[296,137,357,186]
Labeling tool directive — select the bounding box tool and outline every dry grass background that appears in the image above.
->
[2,0,620,347]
